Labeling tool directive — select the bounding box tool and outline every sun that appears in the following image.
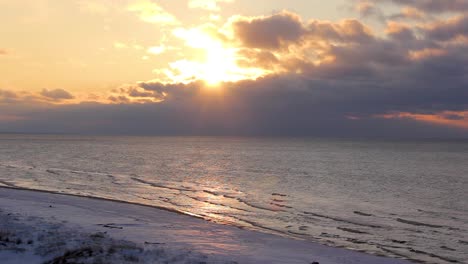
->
[201,44,240,86]
[169,27,266,85]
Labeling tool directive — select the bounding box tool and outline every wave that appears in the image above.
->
[1,163,467,264]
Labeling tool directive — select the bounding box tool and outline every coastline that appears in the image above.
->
[0,186,413,264]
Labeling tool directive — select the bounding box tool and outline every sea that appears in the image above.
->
[0,134,467,264]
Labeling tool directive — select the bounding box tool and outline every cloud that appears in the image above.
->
[128,0,179,25]
[1,88,78,105]
[147,45,166,55]
[230,12,306,50]
[229,11,375,52]
[355,1,377,17]
[379,0,468,13]
[308,19,375,43]
[378,111,468,129]
[424,15,468,41]
[0,90,42,105]
[354,0,467,22]
[40,89,75,101]
[226,13,385,79]
[355,1,386,21]
[108,83,168,104]
[1,72,467,137]
[237,49,280,70]
[113,42,128,49]
[0,89,18,100]
[0,49,7,55]
[388,7,427,21]
[385,21,416,41]
[188,0,234,11]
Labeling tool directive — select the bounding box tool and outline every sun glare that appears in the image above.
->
[170,28,266,85]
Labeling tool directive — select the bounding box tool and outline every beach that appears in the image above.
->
[0,187,413,264]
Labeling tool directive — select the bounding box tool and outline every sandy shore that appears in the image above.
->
[0,187,412,264]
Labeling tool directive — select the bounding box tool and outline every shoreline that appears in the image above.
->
[0,186,413,264]
[0,185,208,222]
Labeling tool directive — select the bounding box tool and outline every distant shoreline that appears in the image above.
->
[1,132,468,141]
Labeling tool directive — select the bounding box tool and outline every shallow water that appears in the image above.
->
[0,135,467,263]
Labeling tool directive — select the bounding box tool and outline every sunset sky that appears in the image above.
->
[1,0,467,137]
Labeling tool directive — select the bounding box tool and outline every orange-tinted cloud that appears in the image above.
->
[391,7,427,20]
[385,21,415,41]
[1,88,76,105]
[408,48,447,61]
[41,89,75,101]
[377,111,468,130]
[108,84,166,104]
[0,89,18,100]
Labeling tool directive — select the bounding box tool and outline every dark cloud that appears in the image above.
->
[231,12,374,51]
[7,43,466,136]
[307,19,375,43]
[0,74,466,137]
[381,0,468,13]
[40,89,75,101]
[424,15,468,41]
[108,85,163,104]
[232,12,306,50]
[386,22,416,42]
[237,49,279,70]
[0,89,20,105]
[1,88,76,105]
[0,89,18,99]
[354,0,466,22]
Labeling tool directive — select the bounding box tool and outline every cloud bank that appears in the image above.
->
[1,1,467,137]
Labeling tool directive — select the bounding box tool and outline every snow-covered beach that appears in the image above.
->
[0,187,412,264]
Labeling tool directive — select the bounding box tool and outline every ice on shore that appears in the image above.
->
[0,187,412,264]
[0,211,234,264]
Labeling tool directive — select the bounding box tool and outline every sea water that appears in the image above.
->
[0,135,467,263]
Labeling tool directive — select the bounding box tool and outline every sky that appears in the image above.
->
[0,0,467,137]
